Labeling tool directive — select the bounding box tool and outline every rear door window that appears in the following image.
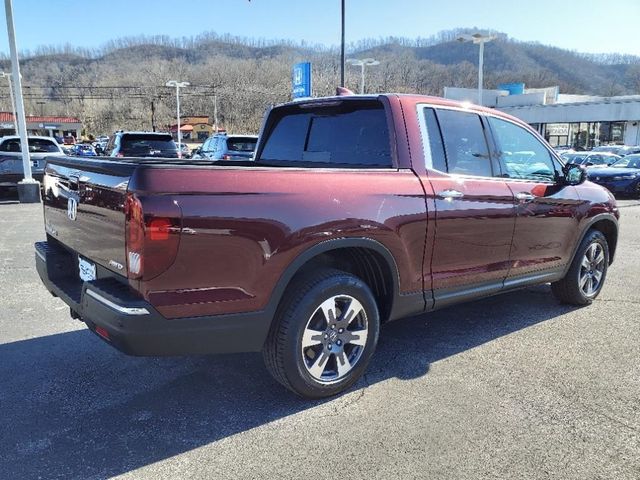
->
[422,107,448,172]
[259,101,392,167]
[435,109,493,177]
[0,139,20,152]
[29,139,61,153]
[0,138,60,153]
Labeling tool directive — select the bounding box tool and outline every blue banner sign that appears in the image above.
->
[292,62,312,98]
[498,82,525,95]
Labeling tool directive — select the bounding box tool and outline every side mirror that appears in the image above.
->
[563,164,587,186]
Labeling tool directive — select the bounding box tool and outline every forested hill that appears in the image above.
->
[1,29,638,135]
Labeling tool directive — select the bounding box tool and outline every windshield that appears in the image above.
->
[610,156,640,169]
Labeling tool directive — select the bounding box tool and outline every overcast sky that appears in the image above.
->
[1,0,639,56]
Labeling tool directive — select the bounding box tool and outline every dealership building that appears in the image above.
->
[444,85,640,149]
[0,112,82,139]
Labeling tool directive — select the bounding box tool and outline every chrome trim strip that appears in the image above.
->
[85,288,150,316]
[35,249,46,262]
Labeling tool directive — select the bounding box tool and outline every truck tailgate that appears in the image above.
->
[42,156,137,275]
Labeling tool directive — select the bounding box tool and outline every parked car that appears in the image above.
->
[591,145,623,155]
[0,135,64,189]
[71,144,97,157]
[178,143,190,158]
[93,139,109,155]
[35,93,619,398]
[192,133,258,161]
[104,132,178,158]
[615,145,640,156]
[63,135,76,145]
[587,154,640,197]
[561,151,621,167]
[553,145,574,153]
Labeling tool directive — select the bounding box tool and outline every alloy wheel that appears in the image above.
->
[300,294,368,384]
[579,242,606,297]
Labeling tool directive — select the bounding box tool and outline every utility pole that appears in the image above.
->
[340,0,345,87]
[4,0,39,202]
[150,98,156,132]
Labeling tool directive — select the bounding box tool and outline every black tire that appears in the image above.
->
[263,268,380,399]
[551,229,609,306]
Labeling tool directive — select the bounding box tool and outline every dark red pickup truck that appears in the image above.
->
[36,94,619,398]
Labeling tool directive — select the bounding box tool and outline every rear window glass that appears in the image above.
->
[121,134,177,152]
[227,137,257,152]
[0,138,60,153]
[259,101,392,167]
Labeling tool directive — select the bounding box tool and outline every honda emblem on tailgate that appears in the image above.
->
[67,197,78,221]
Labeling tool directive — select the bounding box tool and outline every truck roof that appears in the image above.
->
[282,93,526,126]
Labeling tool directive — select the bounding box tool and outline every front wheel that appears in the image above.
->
[551,229,609,305]
[263,268,380,398]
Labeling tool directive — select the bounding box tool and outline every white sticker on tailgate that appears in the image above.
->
[78,256,96,282]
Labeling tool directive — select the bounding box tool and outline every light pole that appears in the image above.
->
[456,33,496,106]
[0,71,18,136]
[346,58,380,94]
[4,0,38,203]
[165,80,189,157]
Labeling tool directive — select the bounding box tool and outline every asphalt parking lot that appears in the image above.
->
[1,196,639,480]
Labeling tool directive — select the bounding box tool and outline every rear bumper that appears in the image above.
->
[35,241,271,356]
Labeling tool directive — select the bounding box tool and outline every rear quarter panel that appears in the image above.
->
[133,166,427,318]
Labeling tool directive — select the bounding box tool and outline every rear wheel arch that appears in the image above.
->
[267,238,400,325]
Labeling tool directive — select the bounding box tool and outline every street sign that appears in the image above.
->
[292,62,312,99]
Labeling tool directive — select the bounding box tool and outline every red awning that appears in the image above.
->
[168,124,193,132]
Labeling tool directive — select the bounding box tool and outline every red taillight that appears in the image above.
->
[125,193,144,279]
[116,152,124,157]
[223,154,231,160]
[124,193,181,280]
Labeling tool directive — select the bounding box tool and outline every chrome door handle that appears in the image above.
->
[515,192,535,202]
[437,189,464,200]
